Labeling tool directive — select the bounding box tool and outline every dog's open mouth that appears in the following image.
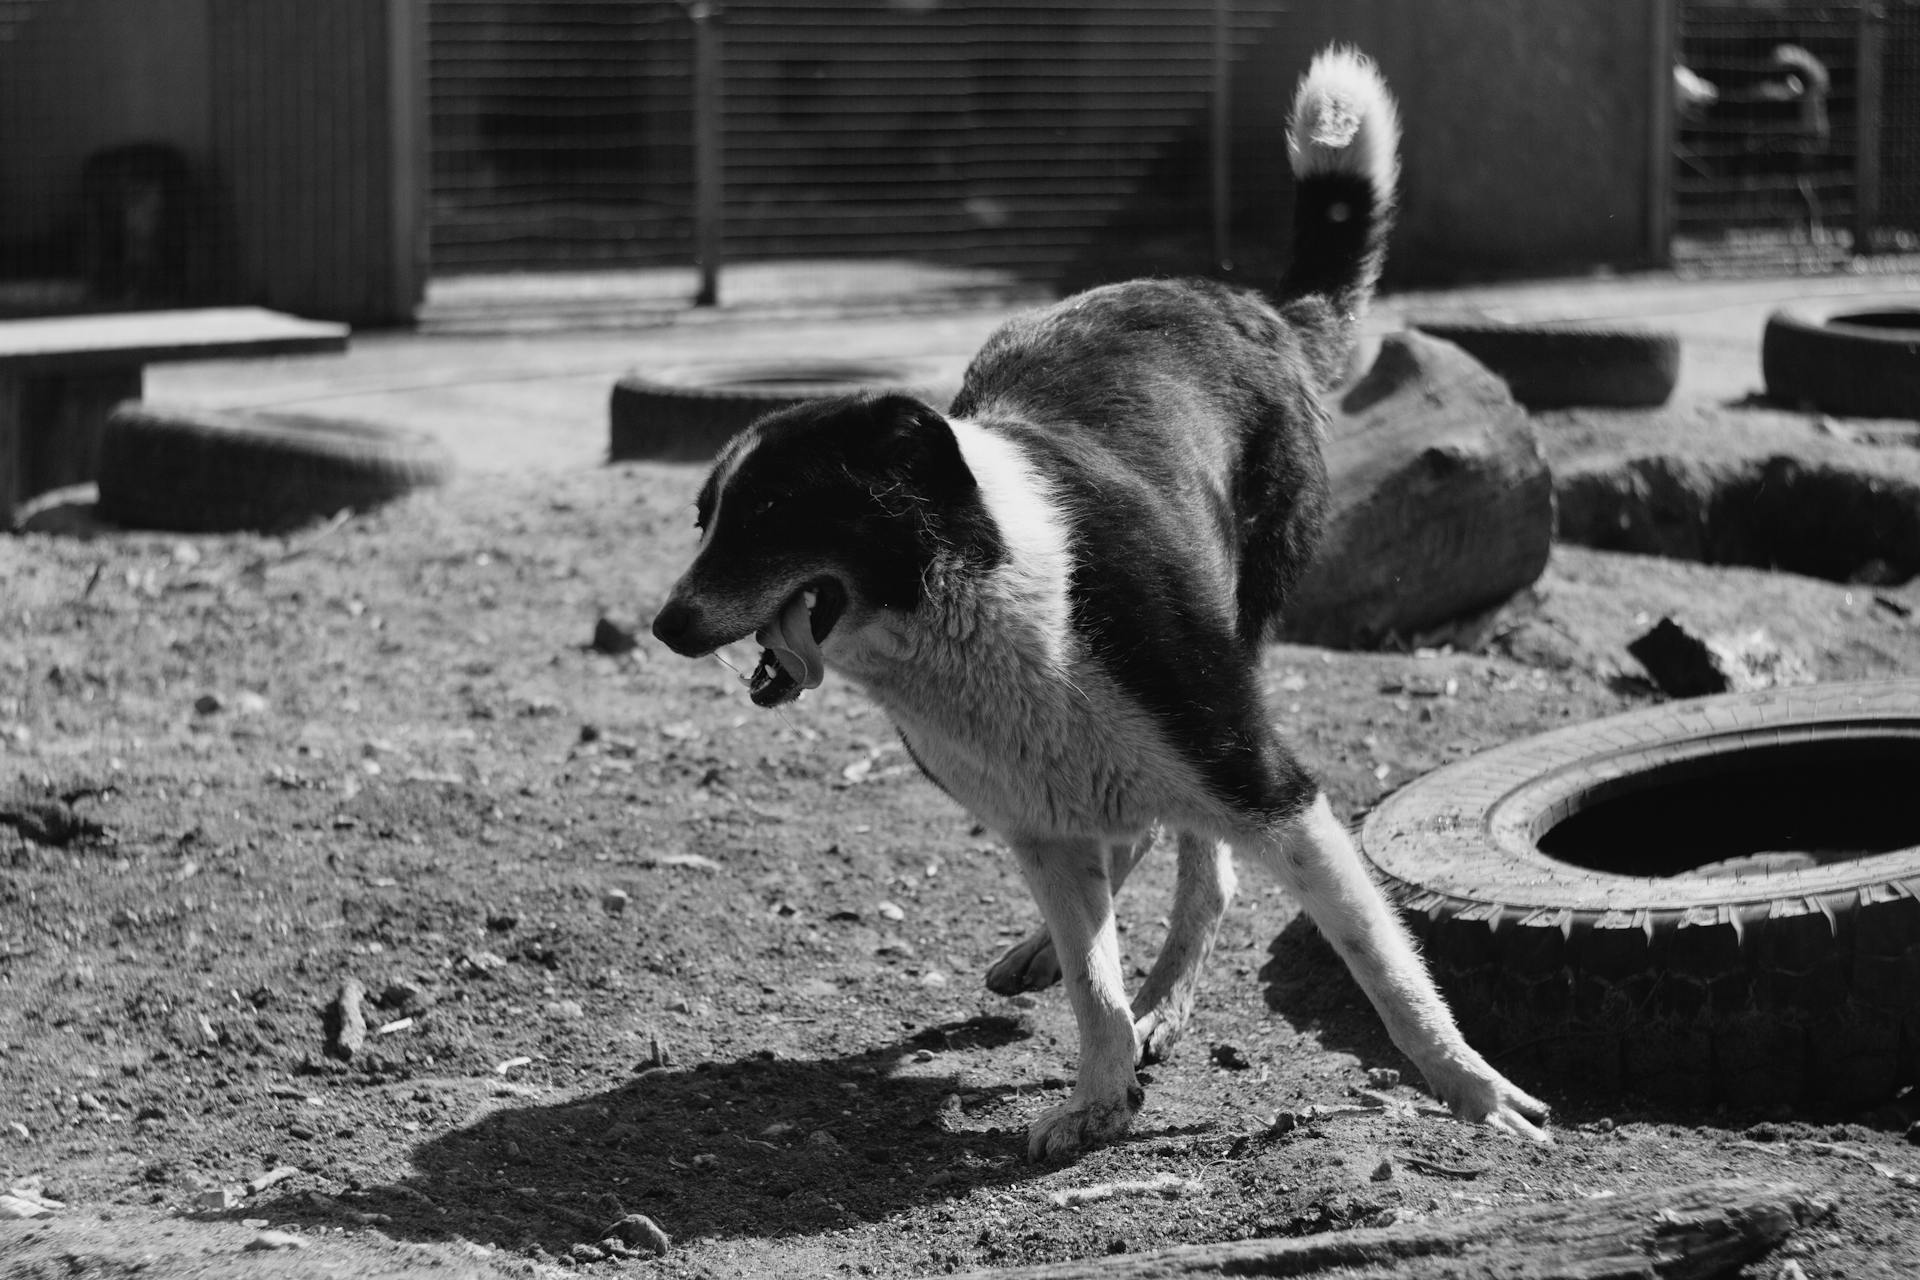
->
[747,579,846,708]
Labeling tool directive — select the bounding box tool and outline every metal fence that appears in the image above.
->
[1675,1,1920,267]
[426,0,1282,281]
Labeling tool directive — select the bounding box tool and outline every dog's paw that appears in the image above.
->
[1025,1086,1142,1163]
[1426,1056,1553,1144]
[1132,1004,1188,1066]
[985,927,1060,996]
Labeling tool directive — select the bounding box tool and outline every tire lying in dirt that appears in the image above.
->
[1361,681,1920,1110]
[1410,320,1680,409]
[1762,302,1920,419]
[609,359,961,463]
[96,403,454,533]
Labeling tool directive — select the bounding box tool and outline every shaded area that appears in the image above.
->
[251,1018,1051,1258]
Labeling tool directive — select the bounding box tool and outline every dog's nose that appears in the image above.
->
[652,598,698,651]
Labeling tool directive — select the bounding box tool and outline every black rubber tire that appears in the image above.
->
[1360,681,1920,1110]
[1411,320,1680,409]
[1762,302,1920,420]
[96,403,454,534]
[609,359,960,463]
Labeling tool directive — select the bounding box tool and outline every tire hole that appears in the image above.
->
[1536,735,1920,876]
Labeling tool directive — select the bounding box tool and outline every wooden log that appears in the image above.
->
[1279,330,1553,649]
[954,1178,1825,1280]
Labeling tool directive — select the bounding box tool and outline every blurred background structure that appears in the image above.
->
[0,0,1916,326]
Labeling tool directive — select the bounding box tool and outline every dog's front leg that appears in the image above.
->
[1247,793,1552,1143]
[1009,834,1143,1162]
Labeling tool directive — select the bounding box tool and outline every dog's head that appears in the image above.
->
[651,392,993,707]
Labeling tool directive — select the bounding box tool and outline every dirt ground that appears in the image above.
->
[6,282,1920,1277]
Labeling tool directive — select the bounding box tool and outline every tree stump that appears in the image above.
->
[1280,331,1553,648]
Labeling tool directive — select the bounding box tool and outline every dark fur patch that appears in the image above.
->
[951,278,1328,822]
[698,393,1004,613]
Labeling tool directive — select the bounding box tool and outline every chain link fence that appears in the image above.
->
[1675,1,1920,270]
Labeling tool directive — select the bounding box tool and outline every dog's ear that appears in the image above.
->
[864,393,976,504]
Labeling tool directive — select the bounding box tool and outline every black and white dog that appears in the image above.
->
[652,48,1550,1160]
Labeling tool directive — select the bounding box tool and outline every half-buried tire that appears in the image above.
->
[1361,681,1920,1110]
[609,359,960,463]
[97,402,454,533]
[1762,302,1920,419]
[1411,320,1680,409]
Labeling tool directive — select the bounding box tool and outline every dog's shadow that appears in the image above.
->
[250,1015,1069,1256]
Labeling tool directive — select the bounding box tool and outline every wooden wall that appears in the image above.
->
[210,0,429,323]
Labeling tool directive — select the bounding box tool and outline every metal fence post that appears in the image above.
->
[1856,3,1886,255]
[688,1,724,307]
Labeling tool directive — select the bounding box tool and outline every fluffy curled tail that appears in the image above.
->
[1276,47,1401,387]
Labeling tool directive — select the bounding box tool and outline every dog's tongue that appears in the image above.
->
[754,590,825,693]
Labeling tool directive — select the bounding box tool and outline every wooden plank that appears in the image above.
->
[0,308,349,374]
[953,1178,1823,1280]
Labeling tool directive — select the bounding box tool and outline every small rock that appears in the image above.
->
[6,1122,29,1140]
[546,999,585,1020]
[665,996,692,1014]
[1366,1068,1401,1089]
[247,1167,299,1194]
[1370,1158,1394,1182]
[1628,617,1811,698]
[243,1231,307,1252]
[197,1187,242,1211]
[459,951,509,977]
[193,693,225,716]
[641,1029,672,1070]
[76,1093,104,1112]
[379,981,433,1017]
[876,900,905,922]
[608,1213,670,1256]
[1906,1119,1920,1146]
[1210,1044,1250,1071]
[601,888,630,916]
[806,1130,841,1150]
[323,976,369,1062]
[570,1243,606,1263]
[591,617,641,656]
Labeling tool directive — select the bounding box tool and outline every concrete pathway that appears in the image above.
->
[148,259,1920,476]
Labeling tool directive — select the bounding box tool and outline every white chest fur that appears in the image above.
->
[824,416,1209,842]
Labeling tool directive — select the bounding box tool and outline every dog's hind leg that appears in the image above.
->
[1132,831,1236,1064]
[1238,792,1552,1143]
[986,832,1156,996]
[1010,834,1143,1162]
